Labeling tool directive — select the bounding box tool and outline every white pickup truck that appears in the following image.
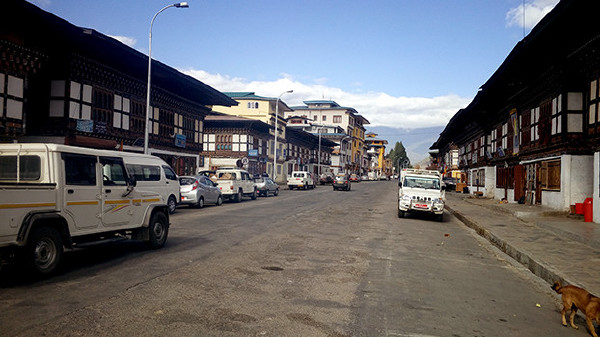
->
[287,171,315,190]
[397,168,445,221]
[215,168,257,202]
[0,143,170,276]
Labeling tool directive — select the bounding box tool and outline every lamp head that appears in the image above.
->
[175,2,189,8]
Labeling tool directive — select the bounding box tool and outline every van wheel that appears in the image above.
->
[167,196,177,214]
[251,188,257,200]
[398,210,405,218]
[216,195,223,206]
[147,212,168,248]
[26,227,63,276]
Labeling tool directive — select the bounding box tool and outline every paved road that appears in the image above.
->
[0,181,590,336]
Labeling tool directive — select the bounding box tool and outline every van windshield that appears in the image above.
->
[403,177,440,190]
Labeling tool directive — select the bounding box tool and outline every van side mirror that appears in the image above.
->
[128,175,137,187]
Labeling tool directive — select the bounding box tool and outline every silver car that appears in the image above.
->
[254,176,279,197]
[179,175,223,208]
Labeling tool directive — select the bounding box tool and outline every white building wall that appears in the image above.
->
[485,166,495,198]
[541,155,592,212]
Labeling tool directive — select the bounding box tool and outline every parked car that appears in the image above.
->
[349,174,360,182]
[254,176,279,197]
[287,171,316,190]
[319,173,334,185]
[442,177,458,192]
[179,175,223,208]
[333,174,351,191]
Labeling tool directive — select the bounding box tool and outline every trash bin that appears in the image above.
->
[576,203,584,215]
[584,197,593,222]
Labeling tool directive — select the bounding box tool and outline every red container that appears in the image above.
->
[584,198,593,222]
[576,203,584,215]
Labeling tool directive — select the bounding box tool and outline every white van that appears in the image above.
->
[121,153,180,214]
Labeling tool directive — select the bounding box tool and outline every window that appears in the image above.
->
[1,74,25,121]
[63,153,97,186]
[590,80,600,127]
[531,107,540,142]
[496,166,513,189]
[322,115,327,121]
[0,155,41,181]
[333,115,342,123]
[113,94,130,130]
[100,157,127,186]
[247,102,259,109]
[540,159,560,191]
[551,95,562,135]
[162,165,177,181]
[501,123,508,150]
[490,129,497,153]
[126,164,160,181]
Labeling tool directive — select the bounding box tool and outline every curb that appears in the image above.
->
[445,204,575,289]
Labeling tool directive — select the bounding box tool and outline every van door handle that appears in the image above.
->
[67,189,74,194]
[105,189,112,193]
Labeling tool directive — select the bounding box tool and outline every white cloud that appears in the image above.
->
[181,69,471,129]
[506,0,559,29]
[108,35,137,48]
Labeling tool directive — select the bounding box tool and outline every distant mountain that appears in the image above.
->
[365,125,444,164]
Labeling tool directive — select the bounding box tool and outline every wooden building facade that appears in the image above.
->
[431,0,600,220]
[0,0,236,175]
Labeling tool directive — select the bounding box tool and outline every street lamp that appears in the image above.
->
[144,2,189,154]
[272,90,293,181]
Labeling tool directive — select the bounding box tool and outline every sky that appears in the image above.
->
[28,0,559,160]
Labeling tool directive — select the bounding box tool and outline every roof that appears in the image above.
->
[223,92,275,100]
[3,0,237,107]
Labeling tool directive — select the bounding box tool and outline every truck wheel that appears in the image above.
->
[26,227,63,276]
[147,212,168,249]
[167,196,177,214]
[235,189,243,202]
[288,185,293,190]
[397,209,405,218]
[437,213,444,222]
[251,188,257,200]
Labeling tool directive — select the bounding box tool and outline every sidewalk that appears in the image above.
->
[444,192,600,296]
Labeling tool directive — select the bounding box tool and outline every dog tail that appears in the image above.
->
[552,281,563,293]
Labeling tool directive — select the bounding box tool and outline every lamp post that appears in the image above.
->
[317,126,327,177]
[144,2,189,155]
[272,90,293,181]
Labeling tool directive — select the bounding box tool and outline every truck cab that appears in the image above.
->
[397,169,445,221]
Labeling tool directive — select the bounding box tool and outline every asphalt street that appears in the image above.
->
[0,181,591,337]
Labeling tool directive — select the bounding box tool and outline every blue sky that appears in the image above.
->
[29,0,559,160]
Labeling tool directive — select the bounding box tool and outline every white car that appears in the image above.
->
[179,175,223,208]
[287,171,315,190]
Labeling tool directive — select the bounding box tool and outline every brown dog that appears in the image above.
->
[552,281,600,337]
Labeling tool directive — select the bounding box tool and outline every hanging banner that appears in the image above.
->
[510,109,519,155]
